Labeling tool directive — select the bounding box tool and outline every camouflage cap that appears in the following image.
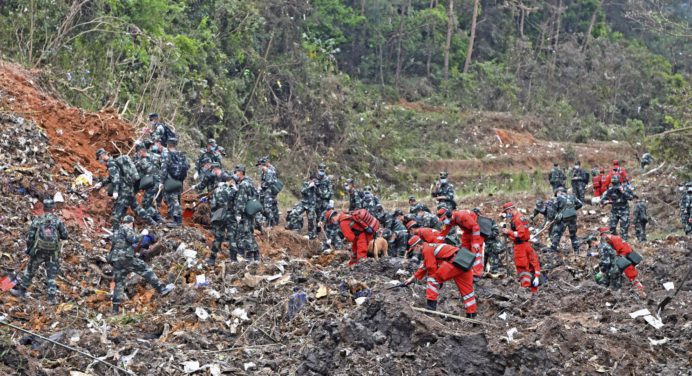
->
[408,195,416,202]
[95,148,107,158]
[134,142,147,151]
[393,209,404,217]
[318,163,326,171]
[42,199,55,209]
[122,215,135,223]
[234,164,246,173]
[207,138,217,145]
[255,157,267,166]
[166,137,178,145]
[439,171,448,179]
[148,113,160,120]
[211,162,222,169]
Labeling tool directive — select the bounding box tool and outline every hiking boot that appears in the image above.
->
[10,286,26,298]
[425,299,437,311]
[112,303,121,315]
[466,312,477,319]
[47,295,58,305]
[159,284,175,296]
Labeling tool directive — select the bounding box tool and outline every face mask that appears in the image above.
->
[440,179,447,184]
[318,171,325,177]
[443,219,451,225]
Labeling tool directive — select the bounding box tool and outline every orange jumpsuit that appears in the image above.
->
[413,243,477,313]
[506,214,541,293]
[603,234,640,284]
[440,210,484,277]
[338,212,374,266]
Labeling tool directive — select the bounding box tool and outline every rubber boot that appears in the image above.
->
[253,251,260,261]
[425,299,437,311]
[112,302,121,315]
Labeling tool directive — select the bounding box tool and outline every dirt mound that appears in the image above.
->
[0,61,135,174]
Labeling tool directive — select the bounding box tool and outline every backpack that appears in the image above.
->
[477,216,495,239]
[167,152,189,181]
[34,217,60,251]
[159,123,176,147]
[350,209,380,232]
[115,155,140,186]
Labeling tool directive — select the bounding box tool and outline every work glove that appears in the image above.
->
[93,182,103,190]
[112,192,119,200]
[141,229,149,236]
[193,171,199,181]
[555,213,562,222]
[472,243,481,252]
[158,184,164,191]
[364,227,374,234]
[594,271,603,282]
[586,252,598,257]
[404,276,415,286]
[532,274,541,287]
[200,197,208,203]
[325,239,332,245]
[235,216,242,223]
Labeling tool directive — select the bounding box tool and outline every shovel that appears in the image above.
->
[656,266,692,316]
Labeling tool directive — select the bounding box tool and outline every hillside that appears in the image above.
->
[1,61,690,375]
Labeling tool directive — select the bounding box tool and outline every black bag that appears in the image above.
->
[245,199,263,216]
[626,250,643,265]
[477,216,494,239]
[211,208,226,224]
[615,256,632,271]
[139,175,155,191]
[160,123,176,146]
[167,152,189,181]
[272,179,285,195]
[452,247,476,271]
[164,177,183,193]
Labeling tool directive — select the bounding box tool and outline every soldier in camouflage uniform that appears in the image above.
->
[147,113,175,149]
[633,198,649,241]
[362,185,380,215]
[531,198,557,236]
[548,163,566,191]
[96,148,156,230]
[408,196,430,214]
[194,138,221,178]
[550,187,583,253]
[315,164,333,230]
[344,178,364,211]
[233,165,261,260]
[11,199,68,305]
[320,201,344,251]
[586,236,621,289]
[386,209,409,257]
[108,216,174,314]
[569,161,589,203]
[431,171,456,210]
[414,204,439,229]
[206,175,238,265]
[194,158,216,194]
[640,152,653,171]
[159,138,188,227]
[134,143,164,223]
[600,175,635,240]
[257,157,280,227]
[681,183,692,235]
[289,176,318,239]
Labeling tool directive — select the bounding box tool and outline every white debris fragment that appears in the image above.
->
[644,315,664,329]
[208,364,221,376]
[499,312,508,321]
[630,309,650,318]
[244,362,256,371]
[396,269,408,275]
[506,327,518,341]
[231,308,250,321]
[195,307,209,321]
[355,297,368,305]
[648,337,668,346]
[387,280,401,285]
[663,282,674,291]
[182,360,201,373]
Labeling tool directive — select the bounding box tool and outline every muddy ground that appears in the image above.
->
[0,62,690,375]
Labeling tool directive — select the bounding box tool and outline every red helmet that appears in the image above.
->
[405,220,418,230]
[613,160,619,166]
[325,210,337,222]
[597,227,610,234]
[502,202,515,211]
[408,235,422,249]
[437,208,452,219]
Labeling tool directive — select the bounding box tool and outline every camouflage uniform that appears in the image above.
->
[550,192,583,253]
[107,156,154,229]
[595,241,621,289]
[289,181,317,239]
[531,199,557,236]
[285,203,304,231]
[569,165,589,203]
[260,165,280,227]
[196,168,219,194]
[209,182,238,262]
[195,149,221,174]
[134,152,163,220]
[109,224,167,306]
[348,189,364,211]
[148,122,170,146]
[362,189,380,215]
[15,213,68,299]
[633,200,649,241]
[409,201,430,214]
[681,187,692,235]
[548,166,566,191]
[601,183,635,240]
[234,176,260,260]
[431,180,456,210]
[160,149,187,225]
[483,221,504,273]
[315,174,333,223]
[640,153,653,170]
[416,211,439,229]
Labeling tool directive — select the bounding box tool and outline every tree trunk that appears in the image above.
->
[582,1,601,51]
[519,3,525,38]
[426,0,437,78]
[463,0,479,73]
[378,41,385,87]
[552,0,562,71]
[444,0,454,81]
[395,0,412,87]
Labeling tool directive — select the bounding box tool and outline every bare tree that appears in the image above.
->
[395,0,412,87]
[444,0,454,81]
[463,0,479,73]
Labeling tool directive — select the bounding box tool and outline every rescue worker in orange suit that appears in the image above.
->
[598,227,645,297]
[501,202,542,294]
[326,209,373,266]
[411,227,446,244]
[604,160,630,189]
[592,167,603,199]
[437,208,484,278]
[403,236,477,317]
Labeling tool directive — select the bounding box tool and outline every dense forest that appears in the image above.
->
[0,0,689,185]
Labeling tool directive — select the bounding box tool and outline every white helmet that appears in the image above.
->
[53,192,65,203]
